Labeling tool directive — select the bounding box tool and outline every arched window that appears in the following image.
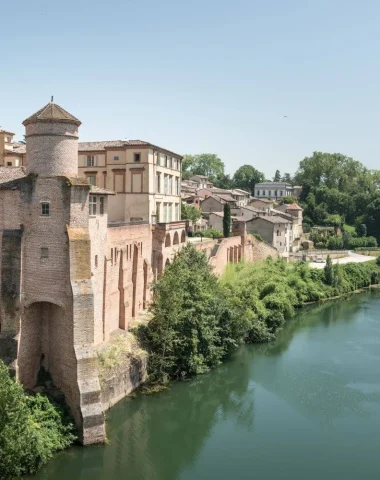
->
[181,230,186,243]
[165,258,170,266]
[173,231,179,245]
[165,233,171,247]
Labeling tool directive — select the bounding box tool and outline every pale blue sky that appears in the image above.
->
[2,0,380,177]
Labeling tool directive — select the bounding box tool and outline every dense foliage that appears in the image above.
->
[295,152,380,240]
[181,203,201,223]
[309,227,377,250]
[0,362,76,479]
[139,246,380,384]
[223,203,231,238]
[193,229,223,238]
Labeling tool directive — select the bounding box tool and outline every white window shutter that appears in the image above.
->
[94,155,97,166]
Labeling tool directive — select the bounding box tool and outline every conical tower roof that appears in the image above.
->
[23,100,81,126]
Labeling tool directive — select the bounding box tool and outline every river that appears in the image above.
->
[33,290,380,479]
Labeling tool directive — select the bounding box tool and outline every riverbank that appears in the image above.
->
[136,246,380,385]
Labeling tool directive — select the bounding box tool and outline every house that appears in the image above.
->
[208,212,224,232]
[200,194,237,214]
[182,194,202,210]
[231,205,262,221]
[275,203,303,240]
[245,215,293,254]
[189,175,214,189]
[0,129,26,167]
[254,182,297,200]
[249,197,275,210]
[231,188,251,206]
[78,139,182,224]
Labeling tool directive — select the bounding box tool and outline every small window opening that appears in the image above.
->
[134,153,141,162]
[95,255,98,268]
[99,196,105,215]
[41,202,50,216]
[40,247,49,259]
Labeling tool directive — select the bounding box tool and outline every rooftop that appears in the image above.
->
[285,203,303,210]
[0,167,26,190]
[0,128,15,135]
[249,215,290,225]
[254,182,292,186]
[78,140,182,159]
[23,100,81,127]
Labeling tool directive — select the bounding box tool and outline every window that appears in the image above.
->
[40,247,49,259]
[41,202,50,216]
[89,195,97,216]
[99,196,105,215]
[175,203,179,221]
[168,156,172,169]
[165,155,168,168]
[277,230,280,236]
[263,190,266,196]
[114,156,119,161]
[134,153,141,162]
[156,202,161,222]
[173,158,177,170]
[87,175,96,186]
[86,155,96,167]
[156,173,161,193]
[7,162,12,166]
[164,174,168,194]
[169,175,173,195]
[280,190,283,196]
[95,255,98,268]
[269,190,271,196]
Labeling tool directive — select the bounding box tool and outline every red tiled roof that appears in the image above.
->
[286,203,302,210]
[23,101,81,126]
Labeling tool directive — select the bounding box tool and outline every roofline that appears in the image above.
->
[0,130,15,136]
[78,142,183,159]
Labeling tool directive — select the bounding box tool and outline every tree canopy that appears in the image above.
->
[232,165,265,194]
[182,154,225,182]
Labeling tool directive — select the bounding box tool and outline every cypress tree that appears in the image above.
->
[223,203,231,238]
[324,255,334,285]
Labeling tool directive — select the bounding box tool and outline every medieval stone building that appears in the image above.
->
[0,101,188,444]
[0,101,277,445]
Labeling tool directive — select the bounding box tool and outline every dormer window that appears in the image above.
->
[40,202,50,216]
[134,153,141,162]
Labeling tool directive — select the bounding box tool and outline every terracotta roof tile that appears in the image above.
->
[78,140,182,158]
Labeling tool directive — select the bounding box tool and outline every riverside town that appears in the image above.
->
[1,2,380,479]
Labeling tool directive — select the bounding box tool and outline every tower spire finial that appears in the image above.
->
[51,95,54,103]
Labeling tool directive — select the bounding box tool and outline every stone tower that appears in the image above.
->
[0,100,105,444]
[23,99,81,177]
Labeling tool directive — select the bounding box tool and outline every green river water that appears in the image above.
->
[33,290,380,479]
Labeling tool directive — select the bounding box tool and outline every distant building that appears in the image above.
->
[188,175,214,189]
[245,215,293,254]
[0,129,26,167]
[249,197,275,210]
[254,182,298,200]
[200,194,237,214]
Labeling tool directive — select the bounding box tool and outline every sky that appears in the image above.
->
[2,0,380,178]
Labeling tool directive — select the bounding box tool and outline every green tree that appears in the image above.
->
[141,245,229,382]
[181,154,225,182]
[223,203,231,238]
[0,362,75,478]
[281,172,293,183]
[324,255,334,285]
[181,203,201,223]
[213,173,233,189]
[356,223,367,237]
[281,195,297,204]
[232,165,265,194]
[273,169,281,181]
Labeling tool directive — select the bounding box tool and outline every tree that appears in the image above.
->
[223,203,231,238]
[324,255,334,285]
[273,170,281,181]
[356,223,367,237]
[281,195,297,204]
[181,154,225,182]
[213,173,233,189]
[181,203,201,223]
[281,173,293,183]
[232,165,265,194]
[0,361,75,478]
[142,245,228,382]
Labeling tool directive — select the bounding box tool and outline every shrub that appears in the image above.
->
[252,233,264,242]
[193,229,223,238]
[376,256,380,266]
[0,361,76,478]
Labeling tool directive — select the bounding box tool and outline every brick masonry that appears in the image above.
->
[0,102,279,446]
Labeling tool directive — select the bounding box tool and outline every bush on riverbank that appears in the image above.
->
[0,361,76,479]
[140,245,380,383]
